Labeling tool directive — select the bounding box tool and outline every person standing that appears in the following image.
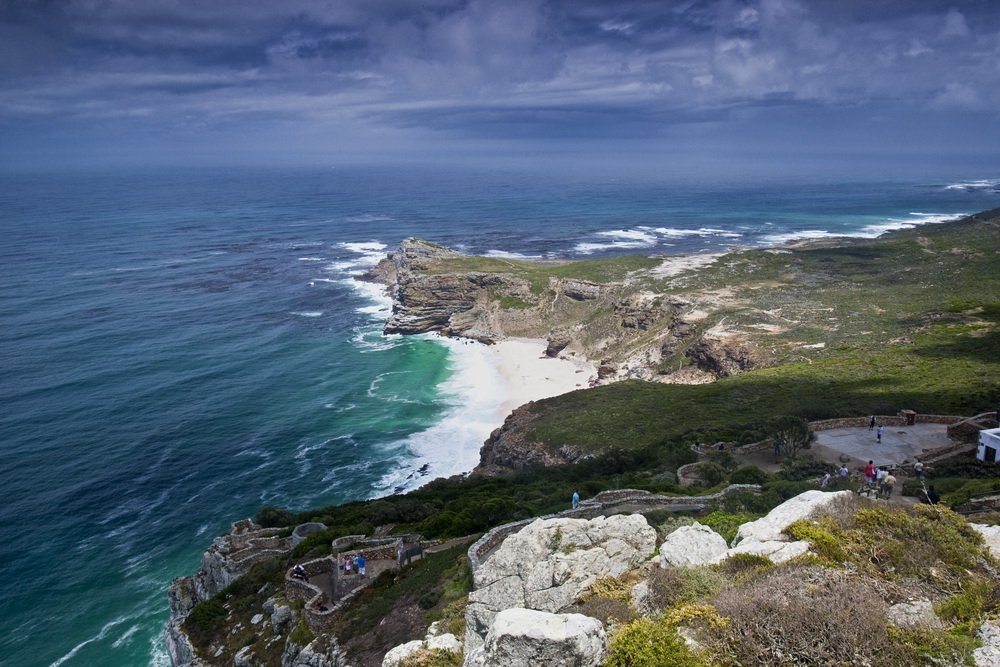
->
[883,472,897,499]
[864,461,877,484]
[344,556,352,576]
[877,425,884,443]
[821,472,831,488]
[914,459,924,479]
[869,415,877,431]
[572,491,579,509]
[357,555,366,578]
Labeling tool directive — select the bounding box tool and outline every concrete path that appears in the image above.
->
[813,423,953,467]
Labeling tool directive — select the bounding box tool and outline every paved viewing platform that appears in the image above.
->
[813,422,959,466]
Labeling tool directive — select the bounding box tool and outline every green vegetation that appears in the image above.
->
[784,500,989,581]
[419,254,661,287]
[605,614,708,667]
[498,295,534,309]
[338,544,471,646]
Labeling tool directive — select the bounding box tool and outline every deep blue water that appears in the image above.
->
[0,164,997,666]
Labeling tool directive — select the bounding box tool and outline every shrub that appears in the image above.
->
[397,648,463,667]
[716,552,775,582]
[606,616,707,667]
[700,511,761,544]
[256,505,295,527]
[186,598,226,632]
[936,577,998,624]
[704,449,738,472]
[695,462,729,487]
[708,568,896,665]
[779,454,832,481]
[573,596,634,626]
[729,465,768,485]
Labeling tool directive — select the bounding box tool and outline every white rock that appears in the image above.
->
[427,633,462,653]
[630,580,652,616]
[478,608,607,667]
[733,490,851,546]
[251,613,265,625]
[234,646,253,667]
[465,514,654,652]
[975,619,1000,667]
[970,524,1000,558]
[382,640,425,667]
[887,599,944,630]
[659,523,729,567]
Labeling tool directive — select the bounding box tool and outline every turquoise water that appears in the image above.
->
[0,165,997,666]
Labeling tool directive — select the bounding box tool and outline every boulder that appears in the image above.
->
[560,279,602,301]
[887,599,944,630]
[545,331,572,358]
[264,597,296,632]
[466,515,655,652]
[475,609,607,667]
[733,490,851,546]
[659,523,729,567]
[383,625,463,666]
[976,619,1000,667]
[382,640,424,667]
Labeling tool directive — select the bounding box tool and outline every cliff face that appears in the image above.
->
[476,403,588,476]
[361,238,775,381]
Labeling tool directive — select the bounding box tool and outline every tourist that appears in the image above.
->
[914,459,924,479]
[877,425,884,443]
[572,491,579,509]
[821,472,830,488]
[344,556,352,575]
[357,555,366,577]
[882,472,897,499]
[869,415,876,431]
[292,564,307,580]
[926,486,940,505]
[864,460,876,484]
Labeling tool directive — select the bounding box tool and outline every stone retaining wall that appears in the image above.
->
[807,414,964,431]
[948,412,999,442]
[466,484,761,575]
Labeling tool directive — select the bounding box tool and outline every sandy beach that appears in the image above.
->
[490,337,596,415]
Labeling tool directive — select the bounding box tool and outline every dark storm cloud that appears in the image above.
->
[1,0,998,159]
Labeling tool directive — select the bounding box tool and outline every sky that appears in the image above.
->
[1,0,999,170]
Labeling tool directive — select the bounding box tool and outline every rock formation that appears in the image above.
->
[465,609,607,667]
[464,514,655,652]
[657,490,851,568]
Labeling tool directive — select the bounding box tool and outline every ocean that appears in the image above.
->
[0,163,997,666]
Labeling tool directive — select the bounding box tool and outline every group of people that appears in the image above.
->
[343,554,366,577]
[863,460,898,498]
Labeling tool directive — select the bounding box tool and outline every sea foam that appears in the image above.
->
[373,336,505,495]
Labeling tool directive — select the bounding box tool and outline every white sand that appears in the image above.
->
[650,253,723,277]
[490,337,596,415]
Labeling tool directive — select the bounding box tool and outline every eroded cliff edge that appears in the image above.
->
[359,238,773,385]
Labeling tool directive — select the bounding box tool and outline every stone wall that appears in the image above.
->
[807,413,964,431]
[947,412,1000,442]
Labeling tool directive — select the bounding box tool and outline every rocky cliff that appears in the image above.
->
[359,238,773,381]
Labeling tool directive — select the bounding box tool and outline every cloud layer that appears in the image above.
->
[2,0,998,164]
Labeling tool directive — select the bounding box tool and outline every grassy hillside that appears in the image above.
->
[507,210,1000,453]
